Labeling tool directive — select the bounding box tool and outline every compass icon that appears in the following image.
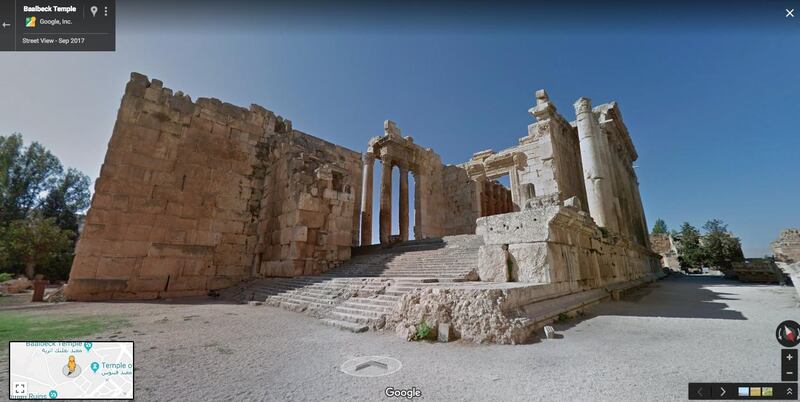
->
[776,320,800,347]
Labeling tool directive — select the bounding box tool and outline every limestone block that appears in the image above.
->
[140,257,184,278]
[95,257,138,279]
[297,193,321,212]
[148,244,215,258]
[476,207,556,245]
[478,245,509,282]
[437,323,454,342]
[167,275,209,291]
[507,243,551,283]
[181,259,213,276]
[65,279,128,300]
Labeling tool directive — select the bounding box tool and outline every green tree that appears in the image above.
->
[0,215,73,279]
[0,134,63,223]
[39,168,91,233]
[651,219,668,235]
[0,134,91,279]
[676,222,704,268]
[701,219,744,270]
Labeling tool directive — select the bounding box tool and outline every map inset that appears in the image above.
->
[9,341,133,400]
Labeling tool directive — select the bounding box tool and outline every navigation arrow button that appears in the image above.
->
[720,387,726,397]
[1,22,10,28]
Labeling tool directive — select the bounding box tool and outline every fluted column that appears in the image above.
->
[398,165,409,241]
[379,158,393,244]
[360,154,375,246]
[574,97,618,232]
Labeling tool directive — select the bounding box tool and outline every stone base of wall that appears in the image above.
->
[386,272,661,344]
[387,196,663,344]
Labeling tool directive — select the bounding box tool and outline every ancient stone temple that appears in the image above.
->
[65,73,661,343]
[773,229,800,264]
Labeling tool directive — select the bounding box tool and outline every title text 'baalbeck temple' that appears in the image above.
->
[65,73,663,343]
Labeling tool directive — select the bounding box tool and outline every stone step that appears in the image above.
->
[330,311,381,325]
[341,298,395,310]
[268,293,336,306]
[333,306,385,317]
[320,318,368,333]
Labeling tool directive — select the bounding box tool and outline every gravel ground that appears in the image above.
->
[1,274,795,402]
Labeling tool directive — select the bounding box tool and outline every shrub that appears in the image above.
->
[414,321,433,340]
[0,272,11,282]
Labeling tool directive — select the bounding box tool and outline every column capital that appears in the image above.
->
[363,153,376,163]
[574,97,593,115]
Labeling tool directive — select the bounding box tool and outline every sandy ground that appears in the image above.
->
[0,274,795,402]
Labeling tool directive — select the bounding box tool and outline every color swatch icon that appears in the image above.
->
[750,387,762,397]
[738,387,749,396]
[25,16,36,28]
[763,387,774,397]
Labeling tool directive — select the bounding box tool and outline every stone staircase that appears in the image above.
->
[221,235,483,332]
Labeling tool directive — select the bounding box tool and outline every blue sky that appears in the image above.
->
[0,2,797,256]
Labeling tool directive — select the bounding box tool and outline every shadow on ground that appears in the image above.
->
[547,274,775,335]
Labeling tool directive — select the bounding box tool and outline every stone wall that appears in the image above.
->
[65,73,361,301]
[475,196,661,288]
[773,229,800,264]
[255,132,362,277]
[650,233,681,270]
[440,165,479,235]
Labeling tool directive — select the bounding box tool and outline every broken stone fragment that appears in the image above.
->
[544,325,555,339]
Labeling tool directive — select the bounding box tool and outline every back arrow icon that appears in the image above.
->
[1,23,9,28]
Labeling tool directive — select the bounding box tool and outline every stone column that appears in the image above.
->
[574,97,618,232]
[359,154,374,246]
[399,165,409,241]
[414,170,423,240]
[509,169,521,211]
[379,158,393,244]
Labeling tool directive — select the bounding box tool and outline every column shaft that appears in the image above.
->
[574,97,618,232]
[379,159,393,244]
[399,166,409,241]
[359,155,374,246]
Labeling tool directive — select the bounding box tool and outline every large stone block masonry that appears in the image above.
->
[65,73,362,301]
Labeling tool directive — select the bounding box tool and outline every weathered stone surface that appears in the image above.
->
[0,277,32,294]
[475,205,557,245]
[773,229,800,264]
[507,243,550,283]
[651,233,680,270]
[386,287,535,344]
[66,73,362,301]
[477,245,509,282]
[437,323,453,342]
